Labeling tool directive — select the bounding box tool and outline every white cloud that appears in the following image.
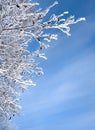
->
[21,47,95,118]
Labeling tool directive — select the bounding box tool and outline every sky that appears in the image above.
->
[14,0,95,130]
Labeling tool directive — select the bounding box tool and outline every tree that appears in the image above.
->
[0,0,85,128]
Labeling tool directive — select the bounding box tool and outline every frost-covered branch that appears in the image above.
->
[0,0,85,128]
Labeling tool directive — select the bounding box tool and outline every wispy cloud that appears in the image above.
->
[21,47,95,116]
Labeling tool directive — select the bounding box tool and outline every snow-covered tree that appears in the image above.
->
[0,0,85,128]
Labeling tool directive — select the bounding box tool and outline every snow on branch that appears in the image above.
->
[0,0,85,128]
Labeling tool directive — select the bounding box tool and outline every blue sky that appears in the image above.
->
[14,0,95,130]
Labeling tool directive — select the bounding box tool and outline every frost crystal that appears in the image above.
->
[0,0,85,127]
